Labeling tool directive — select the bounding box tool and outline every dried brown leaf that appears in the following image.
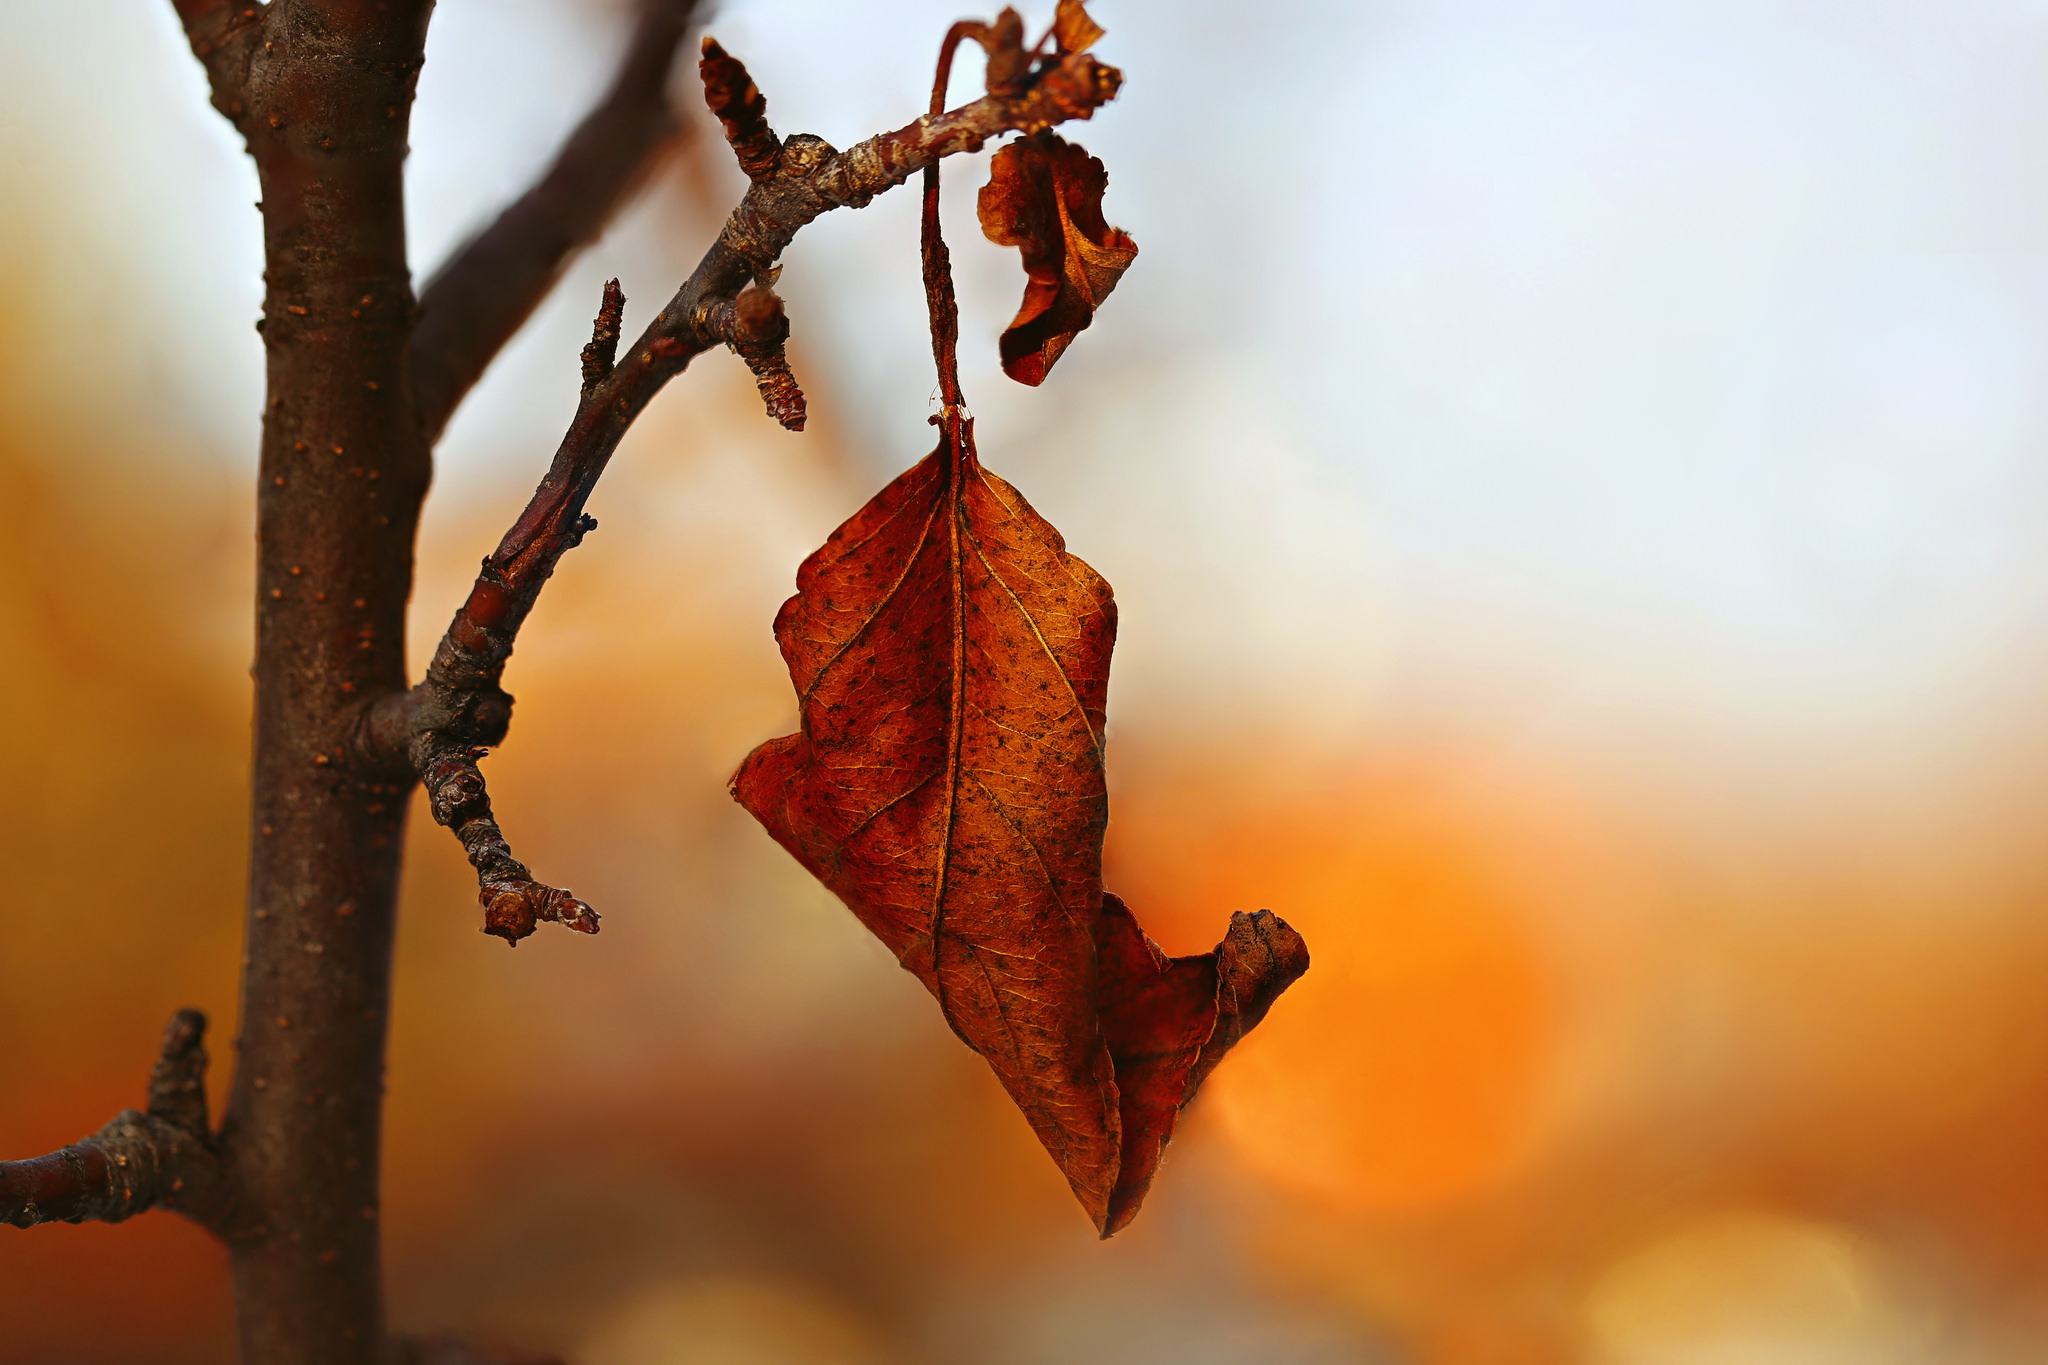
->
[733,418,1306,1233]
[978,130,1137,386]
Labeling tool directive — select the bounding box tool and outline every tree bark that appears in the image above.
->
[229,4,433,1359]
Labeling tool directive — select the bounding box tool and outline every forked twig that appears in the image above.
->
[364,30,1125,942]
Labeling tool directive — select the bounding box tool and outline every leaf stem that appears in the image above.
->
[922,23,982,413]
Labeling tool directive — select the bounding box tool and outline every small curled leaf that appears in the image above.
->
[978,130,1138,386]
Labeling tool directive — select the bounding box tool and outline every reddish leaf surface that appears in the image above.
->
[733,417,1308,1233]
[978,131,1138,386]
[1095,899,1309,1232]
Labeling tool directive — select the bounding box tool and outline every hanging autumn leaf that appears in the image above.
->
[731,415,1308,1234]
[735,1,1303,1237]
[978,130,1139,386]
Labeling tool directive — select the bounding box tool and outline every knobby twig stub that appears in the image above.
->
[1,1011,226,1231]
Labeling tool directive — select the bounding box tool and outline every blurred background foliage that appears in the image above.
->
[8,1,2048,1361]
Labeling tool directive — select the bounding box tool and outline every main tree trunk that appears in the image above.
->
[228,6,434,1359]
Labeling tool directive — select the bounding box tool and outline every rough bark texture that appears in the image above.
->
[225,3,433,1359]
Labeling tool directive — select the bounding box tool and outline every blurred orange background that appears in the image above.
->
[8,2,2048,1361]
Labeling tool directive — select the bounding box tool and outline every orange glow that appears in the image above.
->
[1110,756,1566,1213]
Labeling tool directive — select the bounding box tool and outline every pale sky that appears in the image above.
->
[8,0,2048,792]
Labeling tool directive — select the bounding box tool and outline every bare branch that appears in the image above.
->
[410,0,707,446]
[361,42,1123,943]
[2,1011,226,1230]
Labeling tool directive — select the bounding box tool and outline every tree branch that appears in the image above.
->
[1,1011,227,1230]
[409,0,707,446]
[361,38,1124,943]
